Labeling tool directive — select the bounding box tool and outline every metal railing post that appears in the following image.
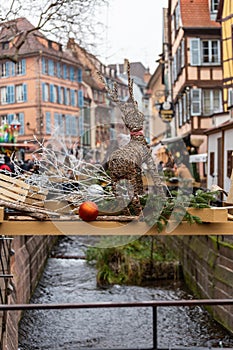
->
[152,306,158,350]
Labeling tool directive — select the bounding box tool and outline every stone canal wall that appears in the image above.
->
[160,235,233,334]
[1,236,57,350]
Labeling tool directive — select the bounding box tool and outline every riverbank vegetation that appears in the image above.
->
[86,189,219,286]
[86,237,181,286]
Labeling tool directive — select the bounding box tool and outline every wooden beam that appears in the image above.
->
[0,219,233,236]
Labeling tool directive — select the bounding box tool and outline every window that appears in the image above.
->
[191,88,222,116]
[18,113,25,135]
[203,89,222,115]
[202,40,220,64]
[190,38,220,65]
[16,84,27,102]
[45,112,51,134]
[228,88,233,108]
[211,0,219,12]
[16,59,26,75]
[0,62,9,78]
[2,42,9,50]
[42,83,49,102]
[48,60,54,76]
[174,2,180,31]
[0,87,7,104]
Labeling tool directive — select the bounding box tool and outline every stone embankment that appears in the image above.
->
[159,235,233,334]
[1,236,56,350]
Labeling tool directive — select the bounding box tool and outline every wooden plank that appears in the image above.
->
[187,207,228,222]
[0,207,4,222]
[0,174,31,190]
[1,219,233,235]
[0,179,29,196]
[0,187,27,202]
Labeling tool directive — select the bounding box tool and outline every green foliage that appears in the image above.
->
[86,237,176,286]
[143,189,219,233]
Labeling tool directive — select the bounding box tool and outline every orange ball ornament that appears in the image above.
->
[78,201,99,221]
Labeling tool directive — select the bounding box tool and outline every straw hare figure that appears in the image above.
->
[98,60,164,215]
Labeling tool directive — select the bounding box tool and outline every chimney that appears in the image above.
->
[144,67,151,84]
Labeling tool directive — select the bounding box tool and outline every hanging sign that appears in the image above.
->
[159,101,175,123]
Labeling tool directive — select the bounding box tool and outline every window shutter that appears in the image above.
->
[64,87,68,105]
[191,88,201,115]
[42,58,46,74]
[11,62,15,76]
[23,84,27,102]
[57,62,61,78]
[70,67,74,81]
[71,89,75,106]
[77,68,82,82]
[50,84,54,103]
[21,59,26,75]
[7,85,15,103]
[190,38,201,66]
[5,61,10,77]
[78,90,84,108]
[7,114,14,124]
[42,83,46,101]
[19,113,24,135]
[45,111,51,134]
[57,86,61,104]
[48,60,54,76]
[63,64,67,79]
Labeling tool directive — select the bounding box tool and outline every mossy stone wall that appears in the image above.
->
[160,235,233,334]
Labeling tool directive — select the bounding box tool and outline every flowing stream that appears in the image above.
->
[18,236,233,349]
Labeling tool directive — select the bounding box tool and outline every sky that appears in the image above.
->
[96,0,168,74]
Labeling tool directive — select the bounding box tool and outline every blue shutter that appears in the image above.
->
[190,38,201,66]
[78,90,84,107]
[57,86,61,104]
[64,87,67,105]
[50,84,54,102]
[54,112,59,129]
[48,60,54,76]
[6,62,10,77]
[7,114,14,124]
[42,83,46,101]
[45,112,51,134]
[65,115,69,135]
[7,86,15,103]
[70,67,74,81]
[77,68,82,82]
[63,64,67,79]
[71,89,75,106]
[21,59,26,75]
[57,62,61,78]
[19,113,24,135]
[79,113,84,136]
[11,62,15,76]
[42,58,46,74]
[23,84,27,102]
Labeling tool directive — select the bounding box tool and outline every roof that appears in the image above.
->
[180,0,220,28]
[0,18,78,64]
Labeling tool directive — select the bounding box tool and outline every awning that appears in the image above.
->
[189,153,207,163]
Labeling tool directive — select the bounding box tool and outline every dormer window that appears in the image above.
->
[211,0,219,12]
[2,42,9,50]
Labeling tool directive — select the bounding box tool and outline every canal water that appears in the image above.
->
[18,236,233,349]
